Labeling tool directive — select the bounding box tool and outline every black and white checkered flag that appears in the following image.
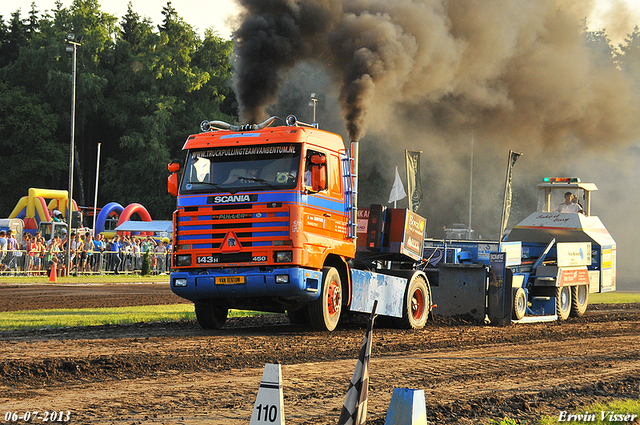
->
[337,300,378,425]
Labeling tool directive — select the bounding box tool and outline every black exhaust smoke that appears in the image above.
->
[233,0,640,147]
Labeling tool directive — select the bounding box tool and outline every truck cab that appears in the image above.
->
[168,117,356,330]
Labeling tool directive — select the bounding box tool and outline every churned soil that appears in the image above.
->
[0,282,638,424]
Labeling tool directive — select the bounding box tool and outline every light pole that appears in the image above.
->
[65,33,81,275]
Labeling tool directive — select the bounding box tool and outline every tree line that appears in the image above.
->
[0,0,235,219]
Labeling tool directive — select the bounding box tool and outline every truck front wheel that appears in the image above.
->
[556,286,571,321]
[195,302,228,329]
[309,267,342,331]
[397,275,430,329]
[570,285,589,317]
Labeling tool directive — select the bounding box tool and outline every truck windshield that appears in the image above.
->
[180,143,302,194]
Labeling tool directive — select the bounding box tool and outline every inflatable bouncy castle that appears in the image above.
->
[7,188,154,237]
[8,188,79,230]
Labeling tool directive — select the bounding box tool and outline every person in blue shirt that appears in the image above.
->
[110,235,122,274]
[92,234,104,272]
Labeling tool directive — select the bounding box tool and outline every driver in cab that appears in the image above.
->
[555,192,584,213]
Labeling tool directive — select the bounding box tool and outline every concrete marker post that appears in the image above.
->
[384,388,429,425]
[249,363,285,425]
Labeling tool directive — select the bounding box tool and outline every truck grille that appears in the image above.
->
[177,203,290,252]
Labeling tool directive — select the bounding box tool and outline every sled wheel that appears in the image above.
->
[397,275,430,329]
[195,302,228,329]
[512,287,527,320]
[570,285,589,317]
[556,286,571,321]
[309,267,342,331]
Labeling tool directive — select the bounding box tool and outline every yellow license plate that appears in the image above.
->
[216,276,245,285]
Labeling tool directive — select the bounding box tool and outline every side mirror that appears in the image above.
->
[310,154,326,165]
[311,155,327,192]
[168,162,180,197]
[168,174,178,197]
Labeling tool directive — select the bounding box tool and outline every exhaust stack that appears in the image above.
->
[351,140,359,241]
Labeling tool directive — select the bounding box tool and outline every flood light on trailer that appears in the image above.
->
[543,177,581,183]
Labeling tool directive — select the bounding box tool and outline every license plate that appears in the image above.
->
[216,276,245,285]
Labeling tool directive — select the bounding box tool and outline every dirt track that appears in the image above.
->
[0,283,639,424]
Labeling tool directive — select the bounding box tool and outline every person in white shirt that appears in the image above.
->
[555,192,583,213]
[0,230,7,270]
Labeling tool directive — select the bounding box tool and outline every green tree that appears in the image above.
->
[616,26,640,88]
[0,11,28,67]
[152,2,208,96]
[0,82,66,215]
[0,0,235,220]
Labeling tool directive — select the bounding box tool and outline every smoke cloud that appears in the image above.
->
[233,0,639,144]
[231,0,640,290]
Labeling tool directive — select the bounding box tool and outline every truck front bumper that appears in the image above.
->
[170,267,322,303]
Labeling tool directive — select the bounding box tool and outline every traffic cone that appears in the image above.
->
[49,263,57,282]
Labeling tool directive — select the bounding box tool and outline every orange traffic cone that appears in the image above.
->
[49,263,57,282]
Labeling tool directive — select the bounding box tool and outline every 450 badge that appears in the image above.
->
[196,255,267,264]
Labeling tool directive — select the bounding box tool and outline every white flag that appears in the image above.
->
[388,166,407,204]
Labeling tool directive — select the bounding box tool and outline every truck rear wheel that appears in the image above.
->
[309,267,342,331]
[397,275,430,329]
[512,287,527,320]
[194,302,228,329]
[570,285,589,317]
[556,286,571,321]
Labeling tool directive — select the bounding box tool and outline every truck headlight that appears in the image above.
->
[275,274,290,284]
[274,251,293,263]
[174,278,187,287]
[175,255,192,266]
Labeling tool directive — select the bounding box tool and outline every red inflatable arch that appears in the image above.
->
[117,203,152,226]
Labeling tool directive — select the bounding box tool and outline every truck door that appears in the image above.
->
[303,150,348,264]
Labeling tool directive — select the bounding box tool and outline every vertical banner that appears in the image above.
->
[405,150,423,213]
[499,150,522,240]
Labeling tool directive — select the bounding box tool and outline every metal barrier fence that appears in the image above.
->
[0,249,172,277]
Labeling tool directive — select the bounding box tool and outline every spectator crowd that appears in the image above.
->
[0,230,172,277]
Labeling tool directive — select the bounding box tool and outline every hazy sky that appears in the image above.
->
[0,0,241,38]
[1,0,639,41]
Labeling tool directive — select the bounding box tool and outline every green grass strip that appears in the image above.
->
[0,305,274,331]
[0,304,195,330]
[536,399,640,424]
[589,292,640,304]
[490,399,640,424]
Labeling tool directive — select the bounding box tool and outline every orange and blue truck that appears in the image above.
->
[167,115,432,331]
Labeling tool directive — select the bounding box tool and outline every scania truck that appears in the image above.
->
[168,116,432,331]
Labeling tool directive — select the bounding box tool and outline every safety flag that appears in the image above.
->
[337,301,378,425]
[499,150,523,240]
[405,150,423,213]
[388,167,407,205]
